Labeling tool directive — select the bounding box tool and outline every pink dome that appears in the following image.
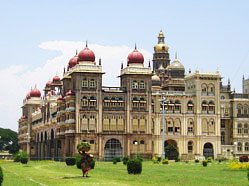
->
[78,47,95,62]
[53,75,60,82]
[68,55,79,68]
[30,87,41,97]
[127,47,144,64]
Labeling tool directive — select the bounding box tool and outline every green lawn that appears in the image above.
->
[0,160,247,186]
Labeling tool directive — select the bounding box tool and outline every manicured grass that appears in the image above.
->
[0,160,247,186]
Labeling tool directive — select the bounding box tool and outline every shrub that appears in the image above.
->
[75,154,82,169]
[113,159,117,164]
[19,151,28,164]
[240,156,249,163]
[0,166,3,186]
[195,159,199,163]
[65,157,76,166]
[247,168,249,181]
[127,159,142,174]
[202,160,208,167]
[157,157,162,162]
[229,160,249,170]
[113,157,121,162]
[123,157,129,165]
[165,144,179,161]
[207,157,212,163]
[13,152,22,162]
[136,155,143,162]
[152,156,159,164]
[162,159,169,165]
[77,142,90,152]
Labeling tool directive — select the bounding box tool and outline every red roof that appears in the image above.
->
[78,47,95,62]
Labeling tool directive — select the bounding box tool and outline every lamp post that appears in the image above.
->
[161,93,166,159]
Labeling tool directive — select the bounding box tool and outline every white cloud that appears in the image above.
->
[0,41,152,131]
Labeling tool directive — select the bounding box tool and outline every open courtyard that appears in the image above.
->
[0,160,247,186]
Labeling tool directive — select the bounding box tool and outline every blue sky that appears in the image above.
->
[0,0,249,131]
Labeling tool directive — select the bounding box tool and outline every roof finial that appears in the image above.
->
[148,60,151,68]
[243,75,245,80]
[135,43,137,50]
[228,78,230,85]
[175,52,178,59]
[86,40,88,48]
[99,57,102,65]
[121,61,123,69]
[75,49,78,55]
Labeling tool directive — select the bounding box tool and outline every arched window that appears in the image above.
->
[237,104,242,117]
[244,104,249,117]
[82,78,88,88]
[208,101,215,114]
[202,101,208,113]
[89,79,96,88]
[139,81,145,89]
[89,96,96,107]
[237,142,242,151]
[174,100,181,113]
[244,124,248,134]
[187,100,194,113]
[132,81,138,89]
[208,84,215,95]
[237,123,242,134]
[188,141,193,153]
[187,119,194,134]
[245,142,249,151]
[201,84,207,95]
[82,96,88,107]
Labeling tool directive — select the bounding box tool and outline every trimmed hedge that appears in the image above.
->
[162,159,169,165]
[239,156,249,162]
[127,159,142,174]
[65,157,76,166]
[20,157,28,164]
[13,152,22,162]
[0,166,3,186]
[202,160,208,167]
[75,154,82,169]
[122,157,129,165]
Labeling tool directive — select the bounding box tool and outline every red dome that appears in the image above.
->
[46,80,52,87]
[68,55,79,68]
[53,75,60,82]
[78,47,95,62]
[66,89,75,96]
[127,48,144,64]
[30,87,41,97]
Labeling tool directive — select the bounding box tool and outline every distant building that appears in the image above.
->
[18,31,249,160]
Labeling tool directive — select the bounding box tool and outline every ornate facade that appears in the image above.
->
[18,31,249,160]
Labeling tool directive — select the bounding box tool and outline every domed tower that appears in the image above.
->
[152,30,170,73]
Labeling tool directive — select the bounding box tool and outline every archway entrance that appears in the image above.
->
[203,143,213,158]
[104,139,122,161]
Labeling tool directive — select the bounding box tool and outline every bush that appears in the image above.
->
[240,156,249,163]
[202,160,208,167]
[113,157,121,162]
[195,159,199,163]
[127,159,142,174]
[136,154,143,162]
[20,157,28,164]
[75,154,82,169]
[207,157,212,163]
[0,166,3,186]
[113,159,117,164]
[162,159,169,164]
[152,156,160,164]
[157,157,162,162]
[122,157,129,165]
[77,142,90,152]
[13,152,22,162]
[247,168,249,181]
[65,157,76,166]
[165,144,179,161]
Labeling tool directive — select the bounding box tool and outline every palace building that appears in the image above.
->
[18,31,249,160]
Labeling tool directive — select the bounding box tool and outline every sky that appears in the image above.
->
[0,0,249,131]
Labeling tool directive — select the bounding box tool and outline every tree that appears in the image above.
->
[165,144,179,161]
[0,128,19,154]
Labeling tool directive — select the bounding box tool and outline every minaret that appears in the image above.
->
[152,30,170,73]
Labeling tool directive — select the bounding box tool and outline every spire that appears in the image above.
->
[99,58,102,65]
[75,49,78,55]
[228,78,230,85]
[175,52,178,60]
[158,30,165,43]
[63,67,65,74]
[148,60,151,68]
[243,75,245,80]
[121,61,123,69]
[86,40,88,48]
[135,43,137,50]
[189,68,191,74]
